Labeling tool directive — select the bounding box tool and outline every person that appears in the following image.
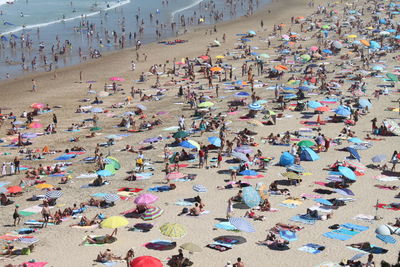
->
[84,234,116,246]
[136,151,144,172]
[390,150,398,172]
[91,175,103,186]
[227,198,233,219]
[190,203,201,216]
[96,248,121,263]
[124,249,135,267]
[233,257,244,267]
[13,204,21,226]
[41,202,51,228]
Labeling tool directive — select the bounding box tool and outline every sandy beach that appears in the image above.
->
[0,0,400,266]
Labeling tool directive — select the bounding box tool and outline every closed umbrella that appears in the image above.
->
[242,186,261,208]
[134,194,159,205]
[130,256,162,267]
[229,217,255,233]
[141,207,163,221]
[45,190,63,199]
[338,166,356,181]
[103,193,120,203]
[160,223,186,238]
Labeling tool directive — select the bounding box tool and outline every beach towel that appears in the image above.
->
[117,187,143,193]
[21,263,48,267]
[353,214,375,223]
[175,201,194,206]
[298,243,325,254]
[76,173,98,179]
[374,175,399,182]
[347,245,388,254]
[341,223,369,232]
[101,262,117,267]
[289,215,316,225]
[206,243,232,252]
[323,232,353,241]
[300,193,321,199]
[376,234,397,244]
[148,186,171,192]
[333,228,360,236]
[375,203,400,210]
[20,205,48,216]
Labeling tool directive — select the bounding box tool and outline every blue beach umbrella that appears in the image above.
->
[208,136,221,147]
[346,147,361,161]
[239,170,258,176]
[235,91,250,97]
[279,230,298,242]
[338,166,356,181]
[229,217,255,233]
[371,154,386,163]
[334,107,351,116]
[97,170,113,176]
[347,137,364,144]
[314,198,333,206]
[179,140,199,149]
[308,101,323,109]
[242,186,261,208]
[248,103,263,111]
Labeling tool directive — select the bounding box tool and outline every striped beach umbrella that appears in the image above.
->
[141,207,163,221]
[229,217,255,233]
[160,223,186,238]
[242,186,261,208]
[45,190,63,199]
[248,103,263,111]
[103,193,120,203]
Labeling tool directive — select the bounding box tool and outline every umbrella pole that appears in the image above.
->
[374,199,380,220]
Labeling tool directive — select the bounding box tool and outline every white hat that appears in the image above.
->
[225,261,233,267]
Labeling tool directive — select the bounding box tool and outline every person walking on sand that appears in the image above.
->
[31,79,37,92]
[41,202,51,228]
[79,70,83,83]
[233,257,244,267]
[13,204,21,226]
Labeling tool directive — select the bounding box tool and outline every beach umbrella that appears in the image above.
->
[300,54,311,61]
[104,164,116,175]
[386,73,399,82]
[101,216,129,229]
[197,101,214,108]
[214,235,247,245]
[130,256,163,267]
[193,184,207,192]
[0,187,7,194]
[334,107,351,116]
[96,169,113,176]
[134,194,159,205]
[35,183,54,189]
[358,99,372,108]
[282,172,300,180]
[287,164,304,173]
[297,140,316,148]
[346,147,361,161]
[180,242,202,253]
[332,41,342,49]
[179,140,200,150]
[371,65,384,71]
[45,190,63,199]
[172,131,189,139]
[214,40,221,46]
[315,106,330,112]
[242,186,261,208]
[235,91,250,97]
[28,122,42,129]
[141,207,163,221]
[338,166,356,181]
[310,46,319,51]
[90,126,102,131]
[322,49,332,54]
[103,193,120,203]
[229,217,255,233]
[248,30,256,36]
[279,152,295,166]
[234,146,253,154]
[279,230,297,242]
[109,77,125,81]
[347,137,364,144]
[210,66,223,72]
[208,136,221,147]
[31,103,45,109]
[259,53,270,58]
[335,188,355,196]
[371,155,386,163]
[165,172,186,180]
[239,170,258,176]
[7,186,22,194]
[370,41,381,49]
[232,151,249,162]
[314,198,333,206]
[160,223,186,238]
[198,55,209,60]
[248,103,263,111]
[106,157,121,170]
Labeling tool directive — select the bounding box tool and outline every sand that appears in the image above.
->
[0,0,400,266]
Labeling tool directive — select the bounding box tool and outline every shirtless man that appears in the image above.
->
[233,257,244,267]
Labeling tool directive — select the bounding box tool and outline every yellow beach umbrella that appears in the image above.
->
[160,223,186,238]
[198,101,214,108]
[100,216,129,229]
[35,183,54,189]
[347,34,358,38]
[215,55,225,59]
[180,242,202,253]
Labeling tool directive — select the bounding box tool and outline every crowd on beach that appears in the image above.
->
[0,0,400,266]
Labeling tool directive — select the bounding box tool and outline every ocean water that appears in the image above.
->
[0,0,269,79]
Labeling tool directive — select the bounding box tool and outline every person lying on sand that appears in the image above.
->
[96,248,121,263]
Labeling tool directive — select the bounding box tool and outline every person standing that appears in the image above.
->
[41,202,51,228]
[13,204,21,226]
[233,257,244,267]
[13,157,20,174]
[31,79,37,92]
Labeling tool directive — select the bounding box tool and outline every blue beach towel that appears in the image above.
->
[289,215,316,225]
[341,223,369,232]
[376,234,396,244]
[323,232,353,241]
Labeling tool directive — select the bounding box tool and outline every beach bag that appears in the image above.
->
[136,158,143,165]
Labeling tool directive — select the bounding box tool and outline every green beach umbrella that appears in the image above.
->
[197,101,214,108]
[297,140,316,147]
[106,157,121,170]
[173,131,189,139]
[90,127,102,131]
[104,164,116,174]
[321,25,330,29]
[386,73,399,82]
[300,54,311,61]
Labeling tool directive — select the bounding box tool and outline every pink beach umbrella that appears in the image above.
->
[28,122,43,129]
[134,193,159,205]
[165,172,186,180]
[31,103,45,109]
[310,46,319,51]
[109,77,126,82]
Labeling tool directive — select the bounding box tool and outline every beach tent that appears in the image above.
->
[300,147,320,161]
[279,152,295,166]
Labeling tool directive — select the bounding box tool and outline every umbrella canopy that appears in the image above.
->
[179,140,200,150]
[142,207,163,221]
[109,77,126,81]
[210,67,222,72]
[248,103,263,111]
[197,101,214,108]
[242,186,261,208]
[45,190,63,199]
[208,136,221,147]
[106,157,121,170]
[134,194,159,205]
[279,230,298,242]
[229,217,255,233]
[160,223,186,238]
[7,186,22,193]
[235,92,250,97]
[136,104,147,110]
[314,198,333,206]
[130,256,163,267]
[35,183,54,189]
[180,242,202,253]
[334,107,351,116]
[371,155,386,163]
[346,147,361,161]
[239,170,258,176]
[338,166,356,181]
[172,131,189,139]
[307,101,323,109]
[213,235,247,245]
[97,169,113,176]
[297,140,316,147]
[103,193,120,203]
[101,216,129,229]
[315,106,330,112]
[347,137,364,144]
